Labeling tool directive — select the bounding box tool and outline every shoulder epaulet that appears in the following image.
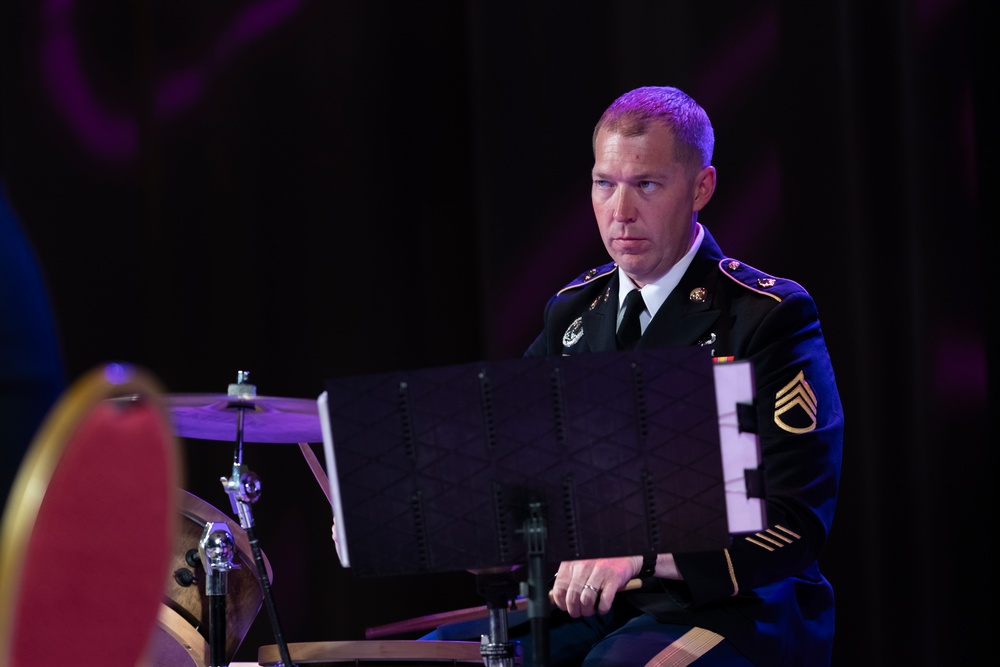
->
[555,262,617,296]
[717,258,805,303]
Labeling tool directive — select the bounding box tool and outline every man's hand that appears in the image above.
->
[549,556,642,617]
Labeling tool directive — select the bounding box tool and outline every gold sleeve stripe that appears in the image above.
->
[765,528,794,544]
[745,536,775,551]
[724,548,738,596]
[774,524,801,539]
[746,524,802,551]
[754,532,785,548]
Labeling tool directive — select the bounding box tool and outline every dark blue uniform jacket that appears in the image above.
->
[525,227,844,666]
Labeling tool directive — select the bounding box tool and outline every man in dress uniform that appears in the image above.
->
[522,86,844,666]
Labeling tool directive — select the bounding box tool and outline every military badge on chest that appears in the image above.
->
[562,317,584,348]
[560,287,610,351]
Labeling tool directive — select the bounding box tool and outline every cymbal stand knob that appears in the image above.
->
[228,467,262,505]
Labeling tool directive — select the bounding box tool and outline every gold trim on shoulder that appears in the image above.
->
[718,259,782,302]
[556,264,617,296]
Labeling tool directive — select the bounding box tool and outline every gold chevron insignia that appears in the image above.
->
[774,370,818,434]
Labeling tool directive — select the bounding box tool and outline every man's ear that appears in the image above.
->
[693,165,717,212]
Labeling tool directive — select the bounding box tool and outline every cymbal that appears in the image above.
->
[165,394,322,443]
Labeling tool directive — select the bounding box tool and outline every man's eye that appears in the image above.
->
[639,181,656,191]
[594,179,611,188]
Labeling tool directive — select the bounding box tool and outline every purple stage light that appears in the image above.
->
[40,0,304,163]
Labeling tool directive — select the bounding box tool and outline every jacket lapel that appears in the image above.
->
[577,272,619,353]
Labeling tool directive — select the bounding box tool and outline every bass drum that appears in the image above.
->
[141,490,271,667]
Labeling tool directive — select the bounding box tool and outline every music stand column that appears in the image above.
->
[523,502,549,667]
[475,570,520,667]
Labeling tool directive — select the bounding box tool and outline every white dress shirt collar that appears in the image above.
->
[616,222,705,331]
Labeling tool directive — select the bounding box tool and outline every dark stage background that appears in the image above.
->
[1,1,994,664]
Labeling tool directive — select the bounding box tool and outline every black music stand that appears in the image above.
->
[319,347,764,667]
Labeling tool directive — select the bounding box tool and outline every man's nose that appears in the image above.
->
[612,188,636,222]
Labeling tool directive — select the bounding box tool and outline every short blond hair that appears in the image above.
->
[593,86,715,173]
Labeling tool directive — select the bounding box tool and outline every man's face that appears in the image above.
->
[592,122,715,287]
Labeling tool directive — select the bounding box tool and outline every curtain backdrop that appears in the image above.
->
[1,1,993,664]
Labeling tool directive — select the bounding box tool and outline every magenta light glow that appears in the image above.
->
[40,0,303,163]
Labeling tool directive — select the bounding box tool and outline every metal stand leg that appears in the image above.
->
[200,521,237,667]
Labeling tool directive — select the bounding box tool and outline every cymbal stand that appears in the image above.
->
[220,371,296,667]
[199,521,238,667]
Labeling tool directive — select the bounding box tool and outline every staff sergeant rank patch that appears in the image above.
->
[774,370,818,434]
